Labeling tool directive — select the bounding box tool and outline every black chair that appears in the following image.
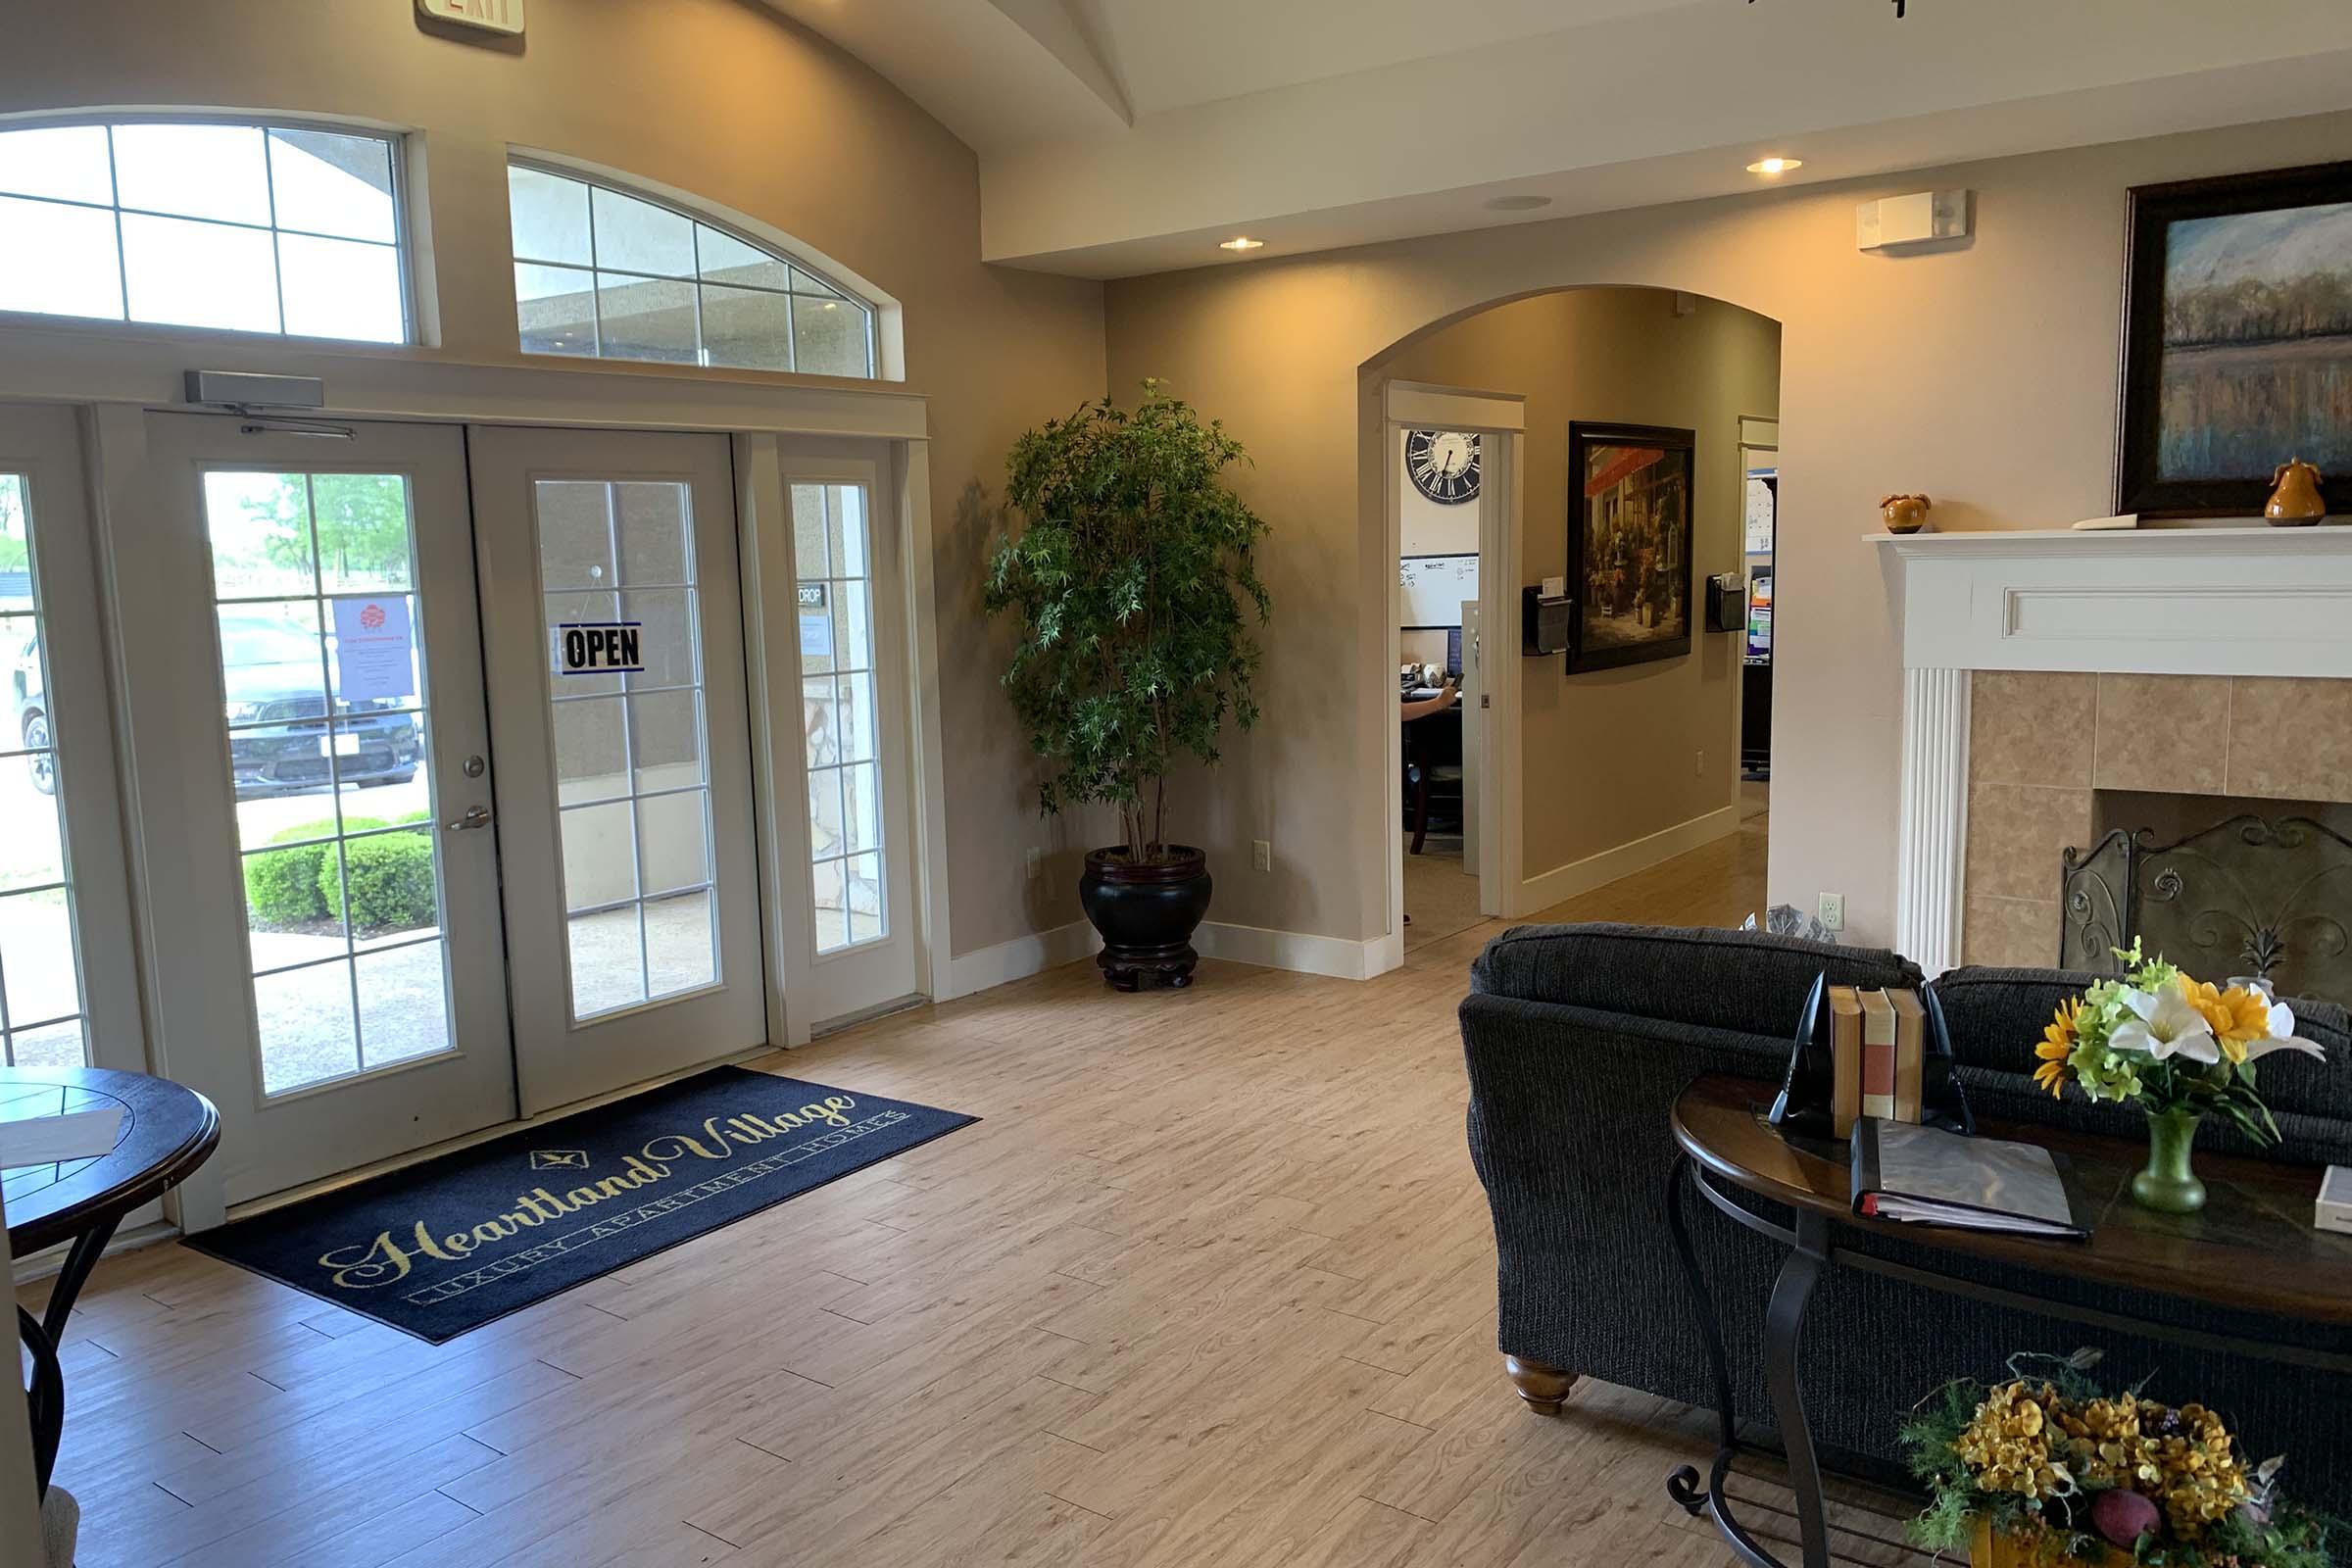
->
[1403,703,1464,854]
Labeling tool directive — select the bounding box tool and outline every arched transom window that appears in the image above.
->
[507,163,876,378]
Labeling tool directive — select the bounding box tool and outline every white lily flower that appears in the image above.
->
[2242,1000,2328,1063]
[2108,984,2221,1063]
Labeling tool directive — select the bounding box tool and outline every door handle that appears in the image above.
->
[445,806,495,832]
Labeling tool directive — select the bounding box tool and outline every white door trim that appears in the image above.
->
[898,442,951,1005]
[735,433,815,1049]
[0,320,929,441]
[1379,381,1526,956]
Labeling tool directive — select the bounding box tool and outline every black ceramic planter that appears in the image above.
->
[1079,846,1212,992]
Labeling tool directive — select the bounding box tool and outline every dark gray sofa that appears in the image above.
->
[1461,921,2352,1508]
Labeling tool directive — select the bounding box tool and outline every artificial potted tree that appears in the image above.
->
[986,380,1271,991]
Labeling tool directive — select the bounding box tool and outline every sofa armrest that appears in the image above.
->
[1460,990,1795,1383]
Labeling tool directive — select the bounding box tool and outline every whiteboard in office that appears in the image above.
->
[1401,553,1478,628]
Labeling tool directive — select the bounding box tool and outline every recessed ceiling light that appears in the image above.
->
[1219,236,1264,252]
[1484,194,1552,212]
[1746,157,1802,175]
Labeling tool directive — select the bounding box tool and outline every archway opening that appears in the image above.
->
[1363,284,1783,955]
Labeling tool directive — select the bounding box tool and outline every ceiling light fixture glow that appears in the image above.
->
[1219,236,1264,251]
[1746,157,1802,175]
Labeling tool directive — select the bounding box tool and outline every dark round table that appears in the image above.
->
[5,1066,218,1495]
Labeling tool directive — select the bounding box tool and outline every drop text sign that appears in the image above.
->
[552,621,645,676]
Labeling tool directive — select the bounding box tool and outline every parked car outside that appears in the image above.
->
[220,616,420,800]
[7,620,50,795]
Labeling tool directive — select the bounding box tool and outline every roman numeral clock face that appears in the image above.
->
[1406,430,1480,505]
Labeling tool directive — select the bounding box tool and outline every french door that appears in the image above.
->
[468,426,765,1115]
[768,450,919,1025]
[139,414,515,1203]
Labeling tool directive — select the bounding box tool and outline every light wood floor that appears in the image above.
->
[20,810,1919,1568]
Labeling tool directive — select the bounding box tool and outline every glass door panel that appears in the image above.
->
[0,472,89,1069]
[793,482,888,953]
[538,479,719,1018]
[205,469,452,1097]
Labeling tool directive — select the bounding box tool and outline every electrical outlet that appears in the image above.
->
[1695,749,1705,777]
[1817,891,1845,932]
[1024,847,1042,880]
[1251,839,1271,872]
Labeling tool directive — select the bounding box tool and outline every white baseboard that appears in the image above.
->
[1510,804,1740,919]
[1194,920,1391,980]
[939,919,1101,1001]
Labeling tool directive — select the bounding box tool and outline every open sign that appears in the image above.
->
[552,621,644,675]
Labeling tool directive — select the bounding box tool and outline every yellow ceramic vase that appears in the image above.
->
[1970,1519,2131,1567]
[2266,458,2326,525]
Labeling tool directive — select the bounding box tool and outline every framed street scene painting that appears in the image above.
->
[2118,160,2352,516]
[1568,422,1694,672]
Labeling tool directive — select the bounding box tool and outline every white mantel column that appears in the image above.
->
[1893,667,1970,974]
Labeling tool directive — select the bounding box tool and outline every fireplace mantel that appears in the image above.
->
[1880,522,2352,974]
[1875,523,2352,679]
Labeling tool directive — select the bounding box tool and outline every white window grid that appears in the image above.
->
[542,481,722,1018]
[802,484,887,955]
[213,471,453,1093]
[508,161,876,377]
[0,473,89,1067]
[0,116,411,343]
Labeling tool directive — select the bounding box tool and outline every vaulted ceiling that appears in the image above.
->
[757,0,2352,278]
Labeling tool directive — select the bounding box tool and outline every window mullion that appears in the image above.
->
[103,126,129,322]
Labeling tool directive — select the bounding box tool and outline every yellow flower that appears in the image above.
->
[2034,999,2081,1097]
[2177,976,2271,1064]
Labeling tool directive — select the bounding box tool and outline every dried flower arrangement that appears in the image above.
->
[1903,1350,2336,1567]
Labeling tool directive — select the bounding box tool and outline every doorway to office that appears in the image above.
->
[1383,385,1522,955]
[1367,286,1784,954]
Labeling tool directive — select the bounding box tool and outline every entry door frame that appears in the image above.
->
[1381,381,1526,957]
[61,361,946,1228]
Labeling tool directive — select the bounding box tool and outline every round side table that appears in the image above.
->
[5,1066,219,1496]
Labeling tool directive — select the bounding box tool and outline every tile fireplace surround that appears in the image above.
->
[1877,524,2352,974]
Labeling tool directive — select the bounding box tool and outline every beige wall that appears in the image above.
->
[1104,110,2352,950]
[1380,289,1779,878]
[0,0,1106,959]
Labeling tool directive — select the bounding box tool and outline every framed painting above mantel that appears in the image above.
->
[1567,421,1693,672]
[2117,159,2352,517]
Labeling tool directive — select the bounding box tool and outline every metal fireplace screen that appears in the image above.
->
[2060,814,2352,1004]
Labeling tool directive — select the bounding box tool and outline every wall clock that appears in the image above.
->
[1405,430,1480,505]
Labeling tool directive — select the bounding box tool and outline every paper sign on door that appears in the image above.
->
[552,621,645,676]
[332,597,417,702]
[798,582,831,661]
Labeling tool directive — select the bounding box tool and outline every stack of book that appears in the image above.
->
[1824,986,1928,1138]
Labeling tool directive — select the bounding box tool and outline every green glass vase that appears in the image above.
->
[2132,1109,2206,1215]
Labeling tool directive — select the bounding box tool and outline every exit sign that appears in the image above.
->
[417,0,524,36]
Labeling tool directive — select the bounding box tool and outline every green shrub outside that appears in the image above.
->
[242,817,387,929]
[318,830,438,935]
